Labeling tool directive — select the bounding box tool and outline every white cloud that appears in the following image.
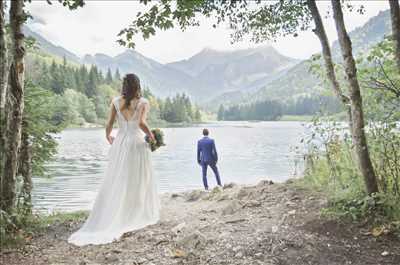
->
[25,0,390,63]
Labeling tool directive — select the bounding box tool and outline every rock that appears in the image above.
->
[236,188,249,200]
[288,210,296,215]
[184,190,204,202]
[136,257,147,264]
[381,251,389,257]
[223,182,237,189]
[222,200,243,215]
[232,246,241,252]
[254,252,263,259]
[271,226,279,233]
[171,222,186,234]
[217,193,231,201]
[225,218,247,224]
[176,230,207,250]
[171,193,180,198]
[244,200,262,208]
[258,180,274,186]
[235,251,243,258]
[171,249,187,258]
[104,253,119,263]
[290,195,301,201]
[286,201,297,207]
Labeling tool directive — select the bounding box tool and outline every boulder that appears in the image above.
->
[176,230,207,250]
[184,190,205,202]
[244,200,262,208]
[257,179,274,186]
[223,182,237,189]
[222,200,243,215]
[236,188,249,200]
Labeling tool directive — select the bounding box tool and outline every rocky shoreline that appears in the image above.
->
[1,179,399,265]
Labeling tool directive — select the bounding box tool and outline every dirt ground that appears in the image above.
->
[1,180,400,265]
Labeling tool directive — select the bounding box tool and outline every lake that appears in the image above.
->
[32,121,309,213]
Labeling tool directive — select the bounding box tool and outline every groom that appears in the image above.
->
[197,129,222,190]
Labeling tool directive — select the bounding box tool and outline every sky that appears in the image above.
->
[25,0,390,64]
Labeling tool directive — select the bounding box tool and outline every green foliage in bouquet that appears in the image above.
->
[145,128,165,152]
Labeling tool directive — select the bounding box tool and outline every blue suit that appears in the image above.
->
[197,136,222,189]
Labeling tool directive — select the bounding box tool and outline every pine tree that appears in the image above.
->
[115,68,121,81]
[76,65,88,94]
[85,65,98,98]
[49,60,64,94]
[194,108,201,122]
[106,68,113,84]
[217,105,225,120]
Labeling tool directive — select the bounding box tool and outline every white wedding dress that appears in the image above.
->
[68,96,160,246]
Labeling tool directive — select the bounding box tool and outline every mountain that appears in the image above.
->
[23,8,391,105]
[210,9,392,109]
[23,26,81,64]
[332,9,391,57]
[81,50,198,97]
[167,46,299,96]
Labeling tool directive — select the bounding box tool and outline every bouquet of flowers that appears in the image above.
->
[145,128,165,152]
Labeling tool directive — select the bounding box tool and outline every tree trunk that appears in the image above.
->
[307,0,349,105]
[306,0,354,136]
[389,0,400,72]
[19,125,32,214]
[0,0,25,213]
[0,0,7,109]
[331,0,379,195]
[0,0,8,182]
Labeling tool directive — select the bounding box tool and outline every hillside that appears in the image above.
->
[82,50,199,98]
[23,26,81,64]
[210,9,391,108]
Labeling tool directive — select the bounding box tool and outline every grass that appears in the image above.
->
[279,115,314,121]
[301,150,400,235]
[0,211,88,248]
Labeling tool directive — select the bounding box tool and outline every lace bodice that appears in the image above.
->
[112,96,150,133]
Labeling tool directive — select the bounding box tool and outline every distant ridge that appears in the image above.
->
[23,9,391,104]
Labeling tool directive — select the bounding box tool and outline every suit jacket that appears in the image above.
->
[197,136,218,164]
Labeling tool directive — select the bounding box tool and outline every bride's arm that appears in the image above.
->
[105,103,117,144]
[139,101,155,142]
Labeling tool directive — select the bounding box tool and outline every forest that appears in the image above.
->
[217,95,341,121]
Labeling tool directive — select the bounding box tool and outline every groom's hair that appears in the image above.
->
[203,128,209,136]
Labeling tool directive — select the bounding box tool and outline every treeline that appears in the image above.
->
[27,56,202,126]
[27,56,120,125]
[218,100,283,121]
[159,94,201,123]
[217,95,341,121]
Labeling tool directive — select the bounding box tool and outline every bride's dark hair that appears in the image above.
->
[121,73,141,110]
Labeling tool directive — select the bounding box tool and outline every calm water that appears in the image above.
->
[32,121,308,213]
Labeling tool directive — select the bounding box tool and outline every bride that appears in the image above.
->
[68,73,160,246]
